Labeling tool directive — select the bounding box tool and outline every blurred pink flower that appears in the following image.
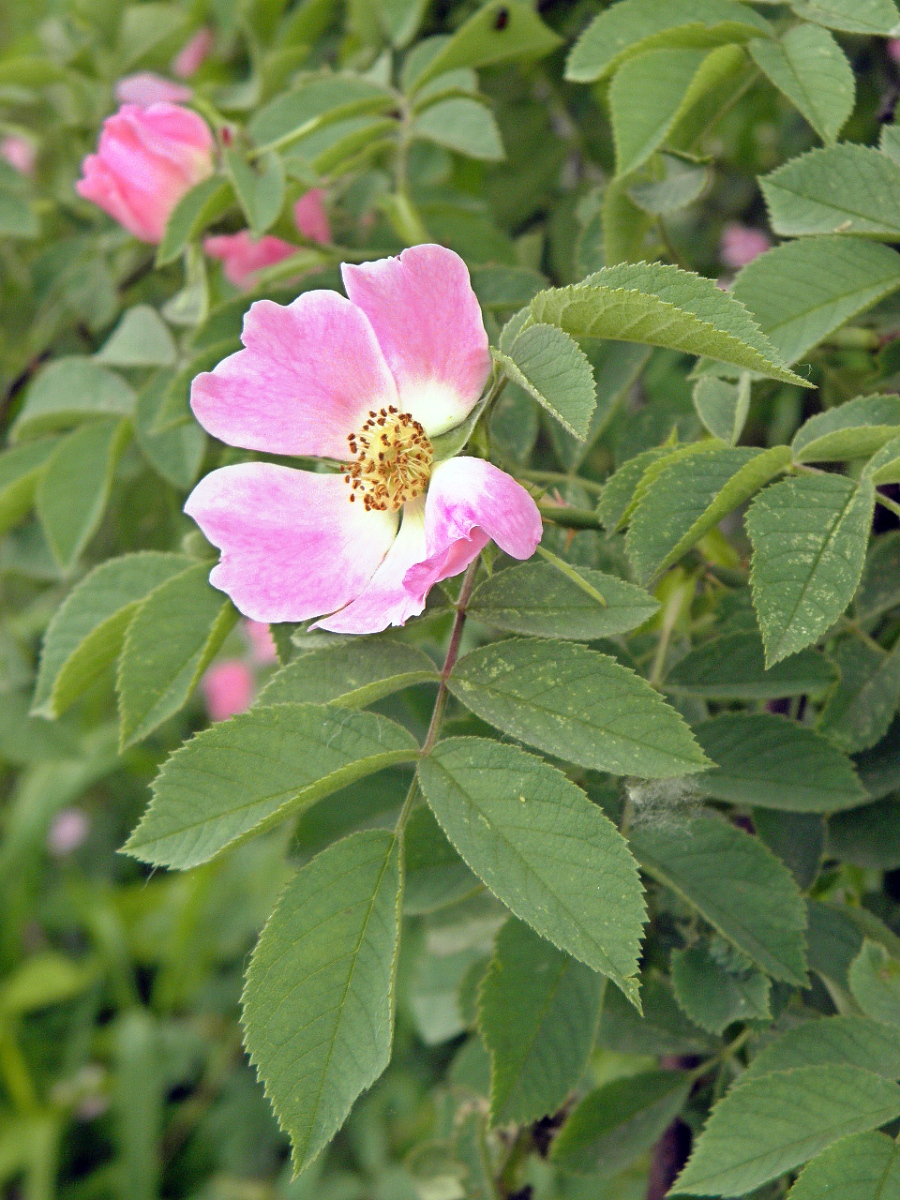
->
[204,191,331,289]
[115,72,192,107]
[0,135,36,176]
[77,103,214,243]
[202,659,255,721]
[48,808,90,856]
[172,27,215,78]
[889,39,900,63]
[720,222,771,270]
[245,619,278,664]
[185,245,542,633]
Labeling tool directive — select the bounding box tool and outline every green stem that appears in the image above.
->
[0,1019,37,1112]
[518,469,604,496]
[876,491,900,522]
[537,503,603,530]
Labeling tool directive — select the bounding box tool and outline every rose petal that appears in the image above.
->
[315,496,429,634]
[203,231,297,290]
[342,244,491,438]
[202,659,254,721]
[172,27,214,78]
[190,289,400,458]
[184,463,397,623]
[115,73,193,107]
[404,458,542,600]
[293,189,331,245]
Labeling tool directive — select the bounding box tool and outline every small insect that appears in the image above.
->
[494,6,509,30]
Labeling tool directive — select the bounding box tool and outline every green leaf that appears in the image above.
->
[116,563,237,748]
[819,640,900,753]
[126,704,418,868]
[448,638,709,778]
[597,446,674,531]
[864,432,900,485]
[597,973,713,1055]
[375,0,429,46]
[36,419,129,573]
[156,178,235,267]
[790,0,900,35]
[117,2,188,67]
[749,25,854,145]
[224,149,285,238]
[830,799,900,870]
[0,187,37,238]
[610,44,746,178]
[470,265,547,311]
[418,738,647,1000]
[242,829,401,1173]
[856,717,900,800]
[133,370,206,490]
[665,632,836,699]
[403,806,479,916]
[249,75,395,153]
[551,1069,691,1176]
[467,562,659,640]
[565,0,772,83]
[629,813,808,984]
[755,806,826,889]
[792,394,900,462]
[692,374,751,444]
[671,941,771,1033]
[32,552,190,718]
[94,306,177,368]
[673,1065,900,1196]
[747,473,875,664]
[764,145,900,243]
[479,918,602,1125]
[11,358,135,441]
[530,262,806,386]
[258,639,438,708]
[627,152,711,215]
[694,713,865,811]
[0,439,58,538]
[788,1132,900,1200]
[743,1014,900,1082]
[0,952,95,1015]
[731,236,900,364]
[850,940,900,1028]
[151,340,239,434]
[626,445,791,581]
[493,323,596,438]
[856,532,900,621]
[412,98,504,161]
[407,1,562,91]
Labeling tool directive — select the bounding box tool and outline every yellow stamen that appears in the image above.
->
[343,407,433,512]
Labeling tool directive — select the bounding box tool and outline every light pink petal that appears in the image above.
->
[315,497,429,634]
[204,231,297,289]
[403,458,542,600]
[720,223,771,270]
[47,808,90,856]
[203,659,254,721]
[293,189,331,244]
[184,463,397,622]
[190,290,399,458]
[341,244,491,437]
[245,619,278,664]
[0,136,35,176]
[115,73,193,107]
[172,27,214,78]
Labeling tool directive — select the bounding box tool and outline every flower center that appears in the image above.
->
[343,407,434,512]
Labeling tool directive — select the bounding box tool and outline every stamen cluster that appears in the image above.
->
[343,407,434,511]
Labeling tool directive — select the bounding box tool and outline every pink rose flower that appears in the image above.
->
[172,27,215,78]
[245,619,278,664]
[204,191,332,289]
[77,103,214,243]
[202,659,255,721]
[114,72,192,107]
[48,808,90,856]
[185,245,542,634]
[720,222,771,270]
[0,135,36,176]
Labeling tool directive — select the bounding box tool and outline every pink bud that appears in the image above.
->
[245,619,279,664]
[172,27,215,78]
[202,660,254,722]
[293,188,331,245]
[203,231,299,289]
[115,73,193,107]
[48,808,90,856]
[77,103,214,243]
[720,222,771,270]
[1,136,36,177]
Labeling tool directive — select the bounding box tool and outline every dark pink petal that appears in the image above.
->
[184,463,397,623]
[315,497,429,634]
[342,244,491,437]
[404,458,542,600]
[190,290,399,458]
[293,189,331,244]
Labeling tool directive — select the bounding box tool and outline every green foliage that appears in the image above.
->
[7,1,900,1195]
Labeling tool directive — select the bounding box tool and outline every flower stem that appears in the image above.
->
[537,503,603,530]
[396,557,481,834]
